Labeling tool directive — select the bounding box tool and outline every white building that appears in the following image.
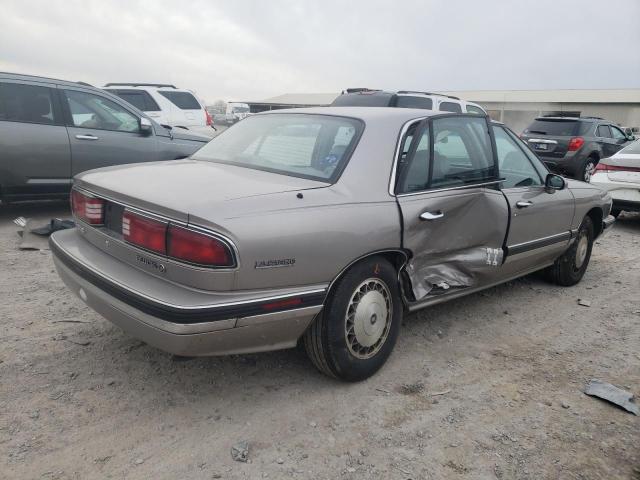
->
[245,89,640,134]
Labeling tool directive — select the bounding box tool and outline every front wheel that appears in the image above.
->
[303,257,402,381]
[545,216,594,286]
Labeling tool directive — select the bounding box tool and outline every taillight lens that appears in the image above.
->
[122,211,167,254]
[567,137,585,151]
[167,225,233,267]
[594,162,640,173]
[71,189,104,225]
[205,110,213,126]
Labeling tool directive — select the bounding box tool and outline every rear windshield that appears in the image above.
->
[108,90,160,112]
[524,119,580,136]
[620,140,640,154]
[158,91,201,110]
[192,114,363,182]
[331,93,393,107]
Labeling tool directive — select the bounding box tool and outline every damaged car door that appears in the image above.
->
[394,115,509,300]
[495,125,575,272]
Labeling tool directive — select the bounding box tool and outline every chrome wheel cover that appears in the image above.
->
[575,230,589,268]
[584,162,595,182]
[345,278,392,359]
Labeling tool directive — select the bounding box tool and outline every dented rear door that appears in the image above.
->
[394,115,509,301]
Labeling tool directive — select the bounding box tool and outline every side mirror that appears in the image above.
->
[139,117,153,135]
[545,173,566,192]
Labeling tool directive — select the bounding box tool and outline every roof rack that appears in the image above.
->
[344,88,382,94]
[582,116,604,120]
[76,81,93,87]
[542,112,581,118]
[104,83,177,88]
[397,90,460,100]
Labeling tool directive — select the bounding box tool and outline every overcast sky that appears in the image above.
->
[1,0,639,104]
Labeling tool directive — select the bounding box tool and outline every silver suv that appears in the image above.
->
[0,73,209,203]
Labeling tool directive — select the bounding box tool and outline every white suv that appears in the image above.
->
[103,83,213,131]
[331,89,487,114]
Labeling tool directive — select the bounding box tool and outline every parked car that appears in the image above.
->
[0,73,209,203]
[590,139,640,217]
[103,83,213,130]
[226,102,251,122]
[331,88,487,114]
[213,113,236,126]
[521,115,635,182]
[50,107,614,381]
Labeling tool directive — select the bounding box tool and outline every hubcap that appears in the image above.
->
[345,278,392,359]
[584,162,595,182]
[575,231,589,268]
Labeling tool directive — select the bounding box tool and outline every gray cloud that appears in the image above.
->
[1,0,638,103]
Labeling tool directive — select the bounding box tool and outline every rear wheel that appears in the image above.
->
[545,216,594,286]
[303,257,402,381]
[579,157,597,183]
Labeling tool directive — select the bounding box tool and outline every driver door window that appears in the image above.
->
[64,90,140,133]
[493,126,542,188]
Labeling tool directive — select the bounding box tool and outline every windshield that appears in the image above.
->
[619,139,640,154]
[231,105,250,113]
[192,114,363,182]
[524,119,579,136]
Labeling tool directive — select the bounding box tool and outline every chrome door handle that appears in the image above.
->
[516,201,533,208]
[75,134,99,140]
[420,211,444,221]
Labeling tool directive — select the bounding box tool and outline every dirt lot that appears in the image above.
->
[1,202,638,480]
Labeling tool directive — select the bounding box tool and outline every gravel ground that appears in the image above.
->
[1,202,638,480]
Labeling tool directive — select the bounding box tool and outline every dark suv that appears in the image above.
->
[521,116,635,182]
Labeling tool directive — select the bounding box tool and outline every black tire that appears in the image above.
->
[611,208,622,218]
[545,216,594,286]
[579,157,597,183]
[303,257,402,382]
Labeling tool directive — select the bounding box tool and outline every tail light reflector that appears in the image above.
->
[122,211,167,255]
[71,189,104,225]
[567,137,585,151]
[261,297,303,311]
[205,110,213,126]
[594,162,640,173]
[167,225,233,267]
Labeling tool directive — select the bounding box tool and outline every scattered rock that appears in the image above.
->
[584,379,639,415]
[134,458,144,465]
[309,421,317,428]
[231,441,249,462]
[561,401,571,409]
[276,457,284,464]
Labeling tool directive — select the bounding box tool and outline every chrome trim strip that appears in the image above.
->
[50,233,328,312]
[509,231,570,250]
[236,305,323,328]
[528,138,558,144]
[396,179,504,198]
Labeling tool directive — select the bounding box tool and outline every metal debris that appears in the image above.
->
[578,299,591,307]
[231,441,249,462]
[584,379,638,415]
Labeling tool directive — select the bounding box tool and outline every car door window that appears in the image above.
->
[0,82,56,125]
[431,116,495,188]
[493,126,542,188]
[439,101,462,113]
[610,126,626,140]
[597,125,612,138]
[466,105,485,115]
[396,124,430,193]
[64,90,140,132]
[395,96,433,110]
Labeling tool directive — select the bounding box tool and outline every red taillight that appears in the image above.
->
[594,162,640,173]
[567,137,585,151]
[261,297,303,311]
[167,225,233,267]
[71,189,104,225]
[122,211,167,255]
[205,110,213,126]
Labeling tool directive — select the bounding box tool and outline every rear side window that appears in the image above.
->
[597,125,612,138]
[109,90,160,112]
[330,93,393,107]
[395,96,433,110]
[439,101,462,113]
[158,91,202,110]
[466,105,485,115]
[524,119,578,136]
[0,82,56,125]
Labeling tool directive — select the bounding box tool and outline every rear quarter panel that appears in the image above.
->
[566,179,612,230]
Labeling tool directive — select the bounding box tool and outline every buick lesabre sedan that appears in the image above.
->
[51,108,614,381]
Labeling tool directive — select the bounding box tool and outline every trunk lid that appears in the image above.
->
[74,159,328,223]
[600,153,640,183]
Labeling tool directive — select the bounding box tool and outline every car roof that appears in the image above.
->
[0,71,95,88]
[255,106,460,122]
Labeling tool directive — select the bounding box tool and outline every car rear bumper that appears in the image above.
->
[50,229,326,356]
[590,173,640,212]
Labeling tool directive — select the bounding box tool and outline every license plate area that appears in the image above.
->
[534,143,548,151]
[104,201,125,235]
